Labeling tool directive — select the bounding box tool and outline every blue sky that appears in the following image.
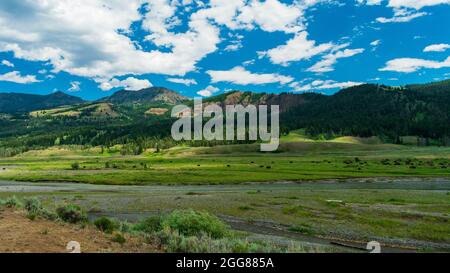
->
[0,0,449,100]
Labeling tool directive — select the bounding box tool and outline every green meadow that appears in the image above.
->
[1,133,449,252]
[1,133,450,185]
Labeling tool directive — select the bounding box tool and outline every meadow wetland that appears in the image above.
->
[1,134,449,253]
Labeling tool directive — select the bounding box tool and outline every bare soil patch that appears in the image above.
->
[0,208,157,253]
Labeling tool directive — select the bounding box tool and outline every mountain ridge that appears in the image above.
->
[0,87,188,114]
[0,91,85,113]
[98,87,188,105]
[2,78,450,114]
[0,79,450,151]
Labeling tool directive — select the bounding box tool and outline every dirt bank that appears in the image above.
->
[0,208,156,253]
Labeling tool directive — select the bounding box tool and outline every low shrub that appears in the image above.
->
[24,198,42,214]
[56,204,87,224]
[155,228,211,253]
[133,215,163,234]
[111,233,126,245]
[162,209,229,239]
[23,197,57,220]
[3,196,22,208]
[118,221,133,233]
[94,217,116,234]
[40,209,58,220]
[238,205,253,211]
[0,197,56,220]
[288,224,314,235]
[154,228,288,253]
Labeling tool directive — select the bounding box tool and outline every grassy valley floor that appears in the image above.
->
[0,137,449,252]
[0,178,448,252]
[0,141,450,185]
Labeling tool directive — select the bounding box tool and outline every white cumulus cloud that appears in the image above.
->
[370,40,381,47]
[356,0,382,5]
[237,0,305,33]
[207,66,293,85]
[1,60,14,67]
[368,0,450,23]
[197,85,219,97]
[387,0,450,10]
[0,71,40,84]
[376,9,428,23]
[308,47,365,73]
[290,79,364,92]
[380,56,450,72]
[99,77,153,91]
[68,81,81,92]
[0,0,330,91]
[263,31,334,66]
[167,78,198,86]
[0,0,221,88]
[423,43,450,52]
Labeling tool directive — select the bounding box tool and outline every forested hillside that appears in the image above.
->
[0,91,84,113]
[1,79,450,156]
[282,84,450,143]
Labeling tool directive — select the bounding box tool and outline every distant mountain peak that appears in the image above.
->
[205,89,310,113]
[0,91,84,114]
[48,90,79,98]
[100,86,188,105]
